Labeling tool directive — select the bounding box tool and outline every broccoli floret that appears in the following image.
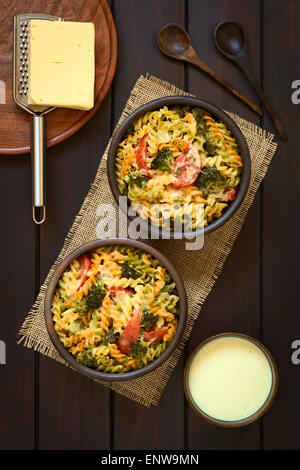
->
[121,260,142,280]
[124,170,148,189]
[73,299,89,316]
[162,272,176,294]
[172,106,185,118]
[162,282,176,294]
[130,341,147,359]
[192,107,219,155]
[103,327,120,345]
[126,124,135,136]
[196,166,225,196]
[192,106,204,121]
[68,319,83,335]
[151,148,174,173]
[203,140,218,157]
[76,350,98,368]
[141,310,158,331]
[192,107,208,135]
[86,281,106,310]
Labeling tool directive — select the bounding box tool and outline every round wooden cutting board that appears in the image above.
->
[0,0,117,154]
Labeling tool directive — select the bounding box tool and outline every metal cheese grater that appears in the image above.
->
[13,13,60,224]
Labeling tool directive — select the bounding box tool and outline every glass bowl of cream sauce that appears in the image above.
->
[184,333,278,427]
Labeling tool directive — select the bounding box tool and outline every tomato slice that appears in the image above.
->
[144,328,169,344]
[109,287,136,298]
[77,254,92,290]
[117,310,141,354]
[172,143,201,187]
[220,188,237,202]
[136,134,153,178]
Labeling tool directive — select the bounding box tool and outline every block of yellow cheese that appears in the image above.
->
[28,20,95,111]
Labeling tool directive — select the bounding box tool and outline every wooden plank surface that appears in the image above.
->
[0,0,298,451]
[187,0,262,450]
[261,0,300,450]
[112,0,186,450]
[0,155,35,449]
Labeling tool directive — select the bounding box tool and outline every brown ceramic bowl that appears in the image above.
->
[107,96,251,239]
[44,238,187,382]
[184,332,278,427]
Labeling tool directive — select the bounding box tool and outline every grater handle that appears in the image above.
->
[31,115,46,224]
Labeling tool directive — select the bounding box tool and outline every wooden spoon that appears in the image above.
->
[157,23,263,117]
[214,20,287,141]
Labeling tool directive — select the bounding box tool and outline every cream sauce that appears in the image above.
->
[187,336,272,421]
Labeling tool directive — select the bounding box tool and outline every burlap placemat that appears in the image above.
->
[19,74,277,407]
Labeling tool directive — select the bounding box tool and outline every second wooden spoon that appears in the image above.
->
[214,20,287,141]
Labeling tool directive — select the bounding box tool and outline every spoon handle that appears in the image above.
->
[233,56,287,141]
[185,52,263,116]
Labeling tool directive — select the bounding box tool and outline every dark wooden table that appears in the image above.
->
[1,0,299,450]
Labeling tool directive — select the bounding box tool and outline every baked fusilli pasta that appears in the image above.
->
[115,105,242,231]
[52,245,180,373]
